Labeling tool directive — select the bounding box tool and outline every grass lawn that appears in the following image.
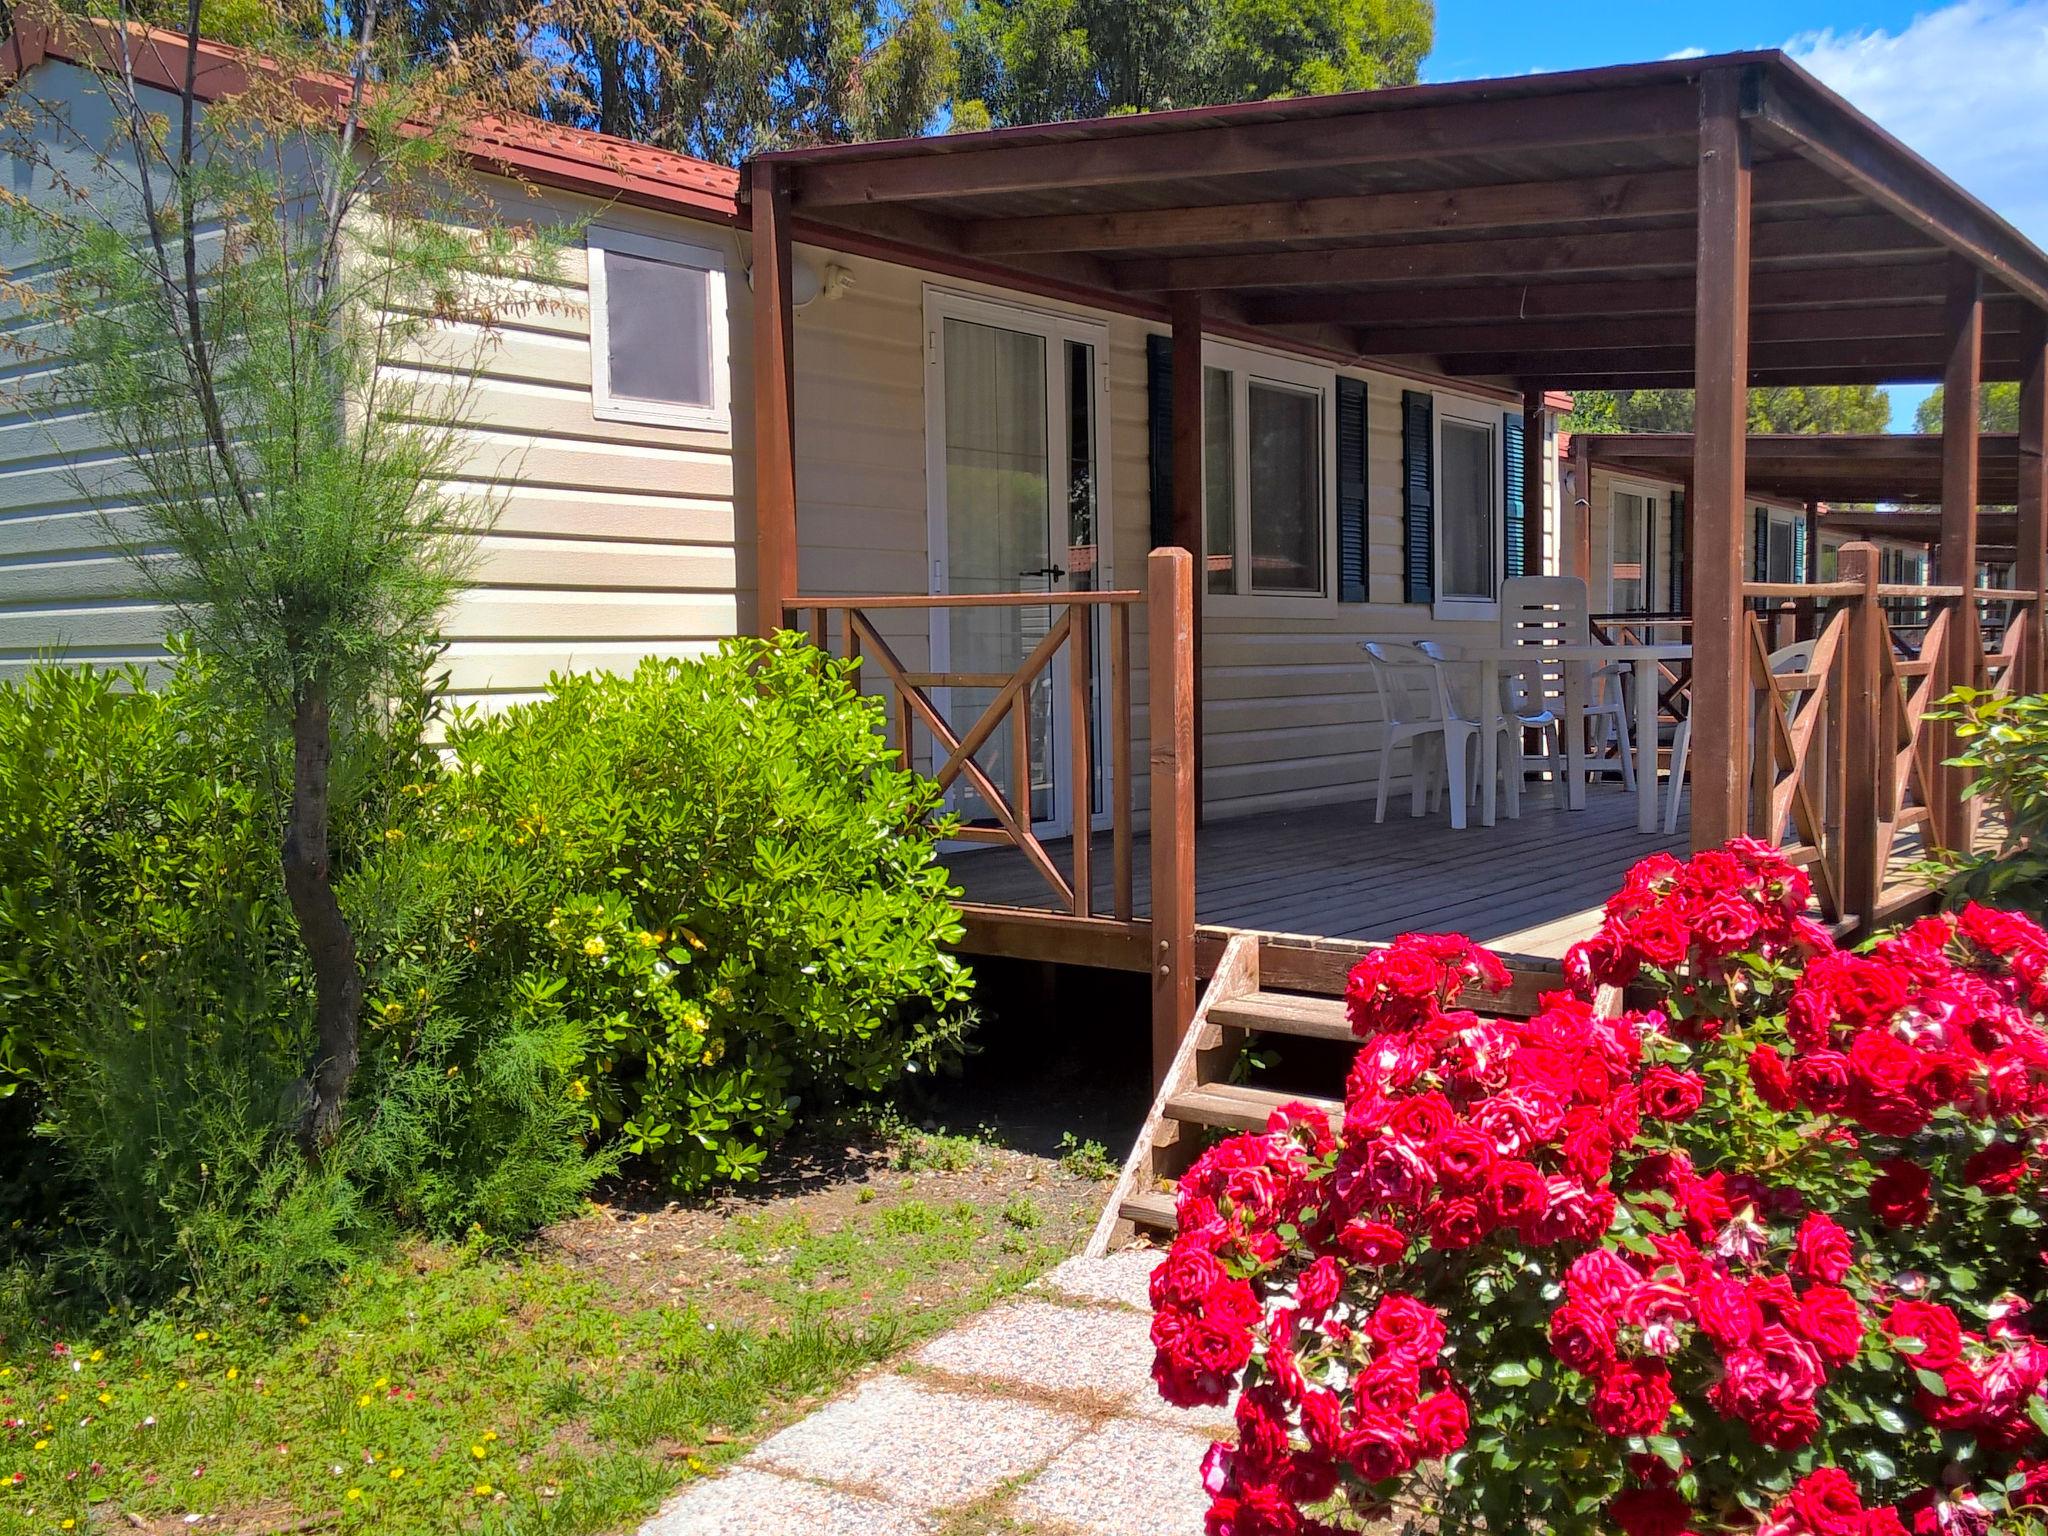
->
[0,1126,1115,1536]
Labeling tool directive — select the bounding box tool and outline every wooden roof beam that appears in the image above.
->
[956,159,1854,257]
[784,82,1701,208]
[1752,67,2048,310]
[1352,300,2027,357]
[1434,336,2028,378]
[1119,214,1937,292]
[1242,265,1986,327]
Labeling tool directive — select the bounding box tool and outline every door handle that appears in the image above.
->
[1020,565,1067,580]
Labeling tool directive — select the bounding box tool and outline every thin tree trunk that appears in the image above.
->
[285,677,363,1154]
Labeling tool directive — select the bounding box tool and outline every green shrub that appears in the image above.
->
[1922,686,2048,918]
[424,637,973,1188]
[0,651,360,1304]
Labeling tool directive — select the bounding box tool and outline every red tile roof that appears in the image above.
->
[0,14,740,224]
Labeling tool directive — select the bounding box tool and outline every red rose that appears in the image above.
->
[1964,1140,2031,1196]
[1410,1390,1469,1459]
[1867,1159,1932,1228]
[1481,1158,1549,1229]
[1691,891,1763,956]
[1608,1487,1694,1536]
[1589,1360,1675,1436]
[1344,1418,1417,1484]
[1639,1066,1705,1122]
[1548,1300,1617,1375]
[1363,1294,1446,1364]
[1791,1212,1855,1284]
[1426,1196,1486,1250]
[1748,1045,1797,1111]
[1336,1219,1408,1267]
[1294,1255,1343,1317]
[1784,1466,1874,1536]
[1152,1244,1229,1310]
[1790,1050,1853,1111]
[1692,1274,1763,1351]
[1792,1284,1865,1369]
[1883,1300,1963,1371]
[1430,1125,1496,1193]
[1627,908,1691,970]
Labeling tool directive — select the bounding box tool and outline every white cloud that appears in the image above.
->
[1663,46,1708,60]
[1786,1,2048,248]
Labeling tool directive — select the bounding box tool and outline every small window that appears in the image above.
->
[588,227,729,430]
[1438,416,1498,604]
[1766,518,1797,584]
[1199,350,1329,599]
[1247,380,1323,594]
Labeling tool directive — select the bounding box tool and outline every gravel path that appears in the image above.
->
[637,1249,1226,1536]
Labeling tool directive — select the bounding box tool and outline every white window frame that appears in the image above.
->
[1432,394,1506,621]
[1200,338,1338,612]
[1604,475,1666,615]
[587,225,731,431]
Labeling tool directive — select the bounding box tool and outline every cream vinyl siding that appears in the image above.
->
[394,185,741,711]
[785,256,1527,824]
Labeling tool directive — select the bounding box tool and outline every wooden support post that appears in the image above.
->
[1147,547,1197,1088]
[1840,542,1884,931]
[751,161,799,639]
[1689,69,1754,851]
[1522,388,1549,573]
[1570,432,1593,582]
[1170,292,1206,826]
[2020,307,2048,696]
[1939,260,1984,849]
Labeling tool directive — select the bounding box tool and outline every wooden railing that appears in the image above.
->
[1735,542,2041,931]
[1593,612,1694,721]
[785,547,1202,1081]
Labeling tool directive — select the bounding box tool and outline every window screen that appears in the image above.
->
[1439,419,1496,601]
[1247,380,1322,594]
[603,248,714,408]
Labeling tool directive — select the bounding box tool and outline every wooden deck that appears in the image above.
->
[947,784,1689,960]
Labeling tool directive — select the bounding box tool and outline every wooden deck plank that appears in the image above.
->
[942,782,1950,962]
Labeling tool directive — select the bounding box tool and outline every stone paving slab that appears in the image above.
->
[918,1298,1159,1407]
[1012,1417,1216,1536]
[1037,1249,1161,1312]
[753,1372,1089,1511]
[640,1467,935,1536]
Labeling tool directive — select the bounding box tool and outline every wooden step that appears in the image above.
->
[1165,1082,1342,1134]
[1209,990,1354,1043]
[1119,1188,1177,1234]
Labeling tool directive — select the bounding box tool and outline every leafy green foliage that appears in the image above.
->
[1915,381,2021,434]
[1564,385,1894,436]
[423,638,973,1188]
[953,0,1431,124]
[1922,687,2048,919]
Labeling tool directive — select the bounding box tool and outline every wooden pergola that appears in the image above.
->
[1574,430,2038,608]
[745,50,2048,1055]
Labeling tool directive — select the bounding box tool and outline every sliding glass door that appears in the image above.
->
[925,292,1110,839]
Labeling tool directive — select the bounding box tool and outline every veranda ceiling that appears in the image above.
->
[750,52,2048,390]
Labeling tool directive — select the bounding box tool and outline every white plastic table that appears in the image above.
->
[1444,641,1694,834]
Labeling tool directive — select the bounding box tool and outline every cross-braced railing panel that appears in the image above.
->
[783,590,1140,925]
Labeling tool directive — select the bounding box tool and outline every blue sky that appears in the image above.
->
[1423,1,2048,429]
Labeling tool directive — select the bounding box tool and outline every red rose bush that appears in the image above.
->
[1150,839,2048,1535]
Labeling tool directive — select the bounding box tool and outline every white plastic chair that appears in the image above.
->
[1361,641,1523,829]
[1498,576,1635,796]
[1664,638,1817,835]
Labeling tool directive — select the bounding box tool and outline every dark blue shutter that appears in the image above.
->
[1793,515,1808,584]
[1502,412,1527,581]
[1401,390,1434,604]
[1752,506,1768,581]
[1146,333,1173,549]
[1336,376,1369,603]
[1668,491,1685,611]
